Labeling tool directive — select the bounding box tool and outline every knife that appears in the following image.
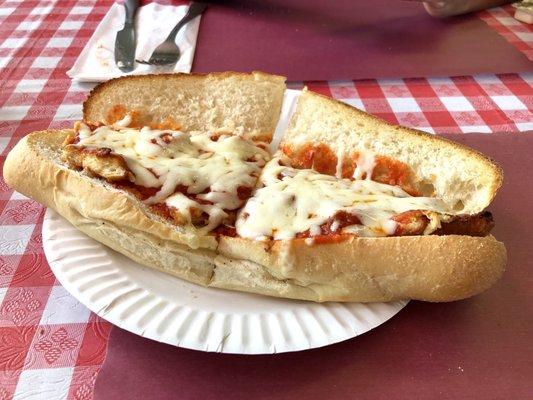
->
[114,0,139,72]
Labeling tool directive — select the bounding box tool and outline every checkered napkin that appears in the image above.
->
[67,2,200,81]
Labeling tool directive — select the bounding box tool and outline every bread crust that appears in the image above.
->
[83,71,286,141]
[216,235,506,302]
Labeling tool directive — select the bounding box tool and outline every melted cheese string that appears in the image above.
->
[352,148,376,181]
[335,145,344,179]
[73,123,270,232]
[235,156,455,240]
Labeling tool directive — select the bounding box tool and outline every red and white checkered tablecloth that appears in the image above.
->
[0,0,531,398]
[478,5,533,61]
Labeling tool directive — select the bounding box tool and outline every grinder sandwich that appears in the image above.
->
[3,72,506,302]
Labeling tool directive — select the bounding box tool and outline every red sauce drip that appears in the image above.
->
[237,186,253,200]
[213,225,237,237]
[149,133,173,145]
[280,142,420,195]
[372,156,419,196]
[323,211,362,235]
[194,197,213,205]
[160,133,173,143]
[295,211,362,238]
[150,203,173,221]
[311,234,350,244]
[174,184,189,195]
[282,143,336,175]
[391,211,429,236]
[114,181,161,201]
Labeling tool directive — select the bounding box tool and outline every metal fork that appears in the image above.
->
[137,2,207,66]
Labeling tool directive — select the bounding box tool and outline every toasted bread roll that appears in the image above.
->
[83,71,286,142]
[282,89,502,215]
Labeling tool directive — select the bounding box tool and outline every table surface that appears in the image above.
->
[193,0,533,80]
[96,133,533,399]
[0,1,531,399]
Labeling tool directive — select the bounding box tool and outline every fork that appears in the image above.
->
[137,2,207,66]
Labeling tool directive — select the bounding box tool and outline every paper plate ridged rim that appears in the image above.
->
[43,209,407,354]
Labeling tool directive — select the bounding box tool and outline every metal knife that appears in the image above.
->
[114,0,139,72]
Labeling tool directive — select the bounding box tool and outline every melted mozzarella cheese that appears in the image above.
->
[335,145,344,179]
[73,123,269,232]
[113,114,132,128]
[352,148,376,181]
[76,122,92,140]
[235,156,455,240]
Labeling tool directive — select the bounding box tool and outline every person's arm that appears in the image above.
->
[422,0,515,17]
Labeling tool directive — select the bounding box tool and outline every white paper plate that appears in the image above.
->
[42,89,408,354]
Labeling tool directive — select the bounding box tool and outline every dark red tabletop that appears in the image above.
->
[193,0,532,80]
[95,133,533,399]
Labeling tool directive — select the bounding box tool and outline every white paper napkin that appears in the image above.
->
[67,2,201,82]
